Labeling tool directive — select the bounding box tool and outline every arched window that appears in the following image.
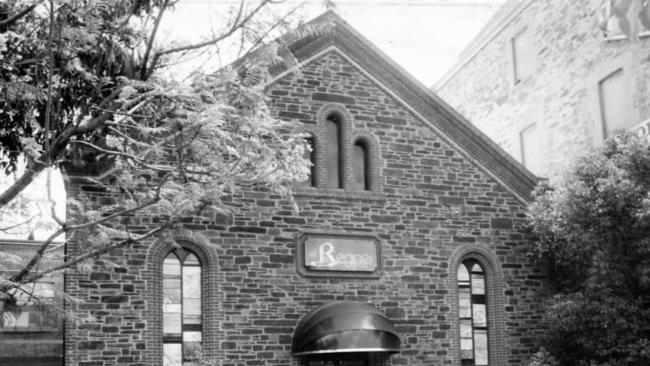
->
[302,136,315,187]
[325,113,342,188]
[457,259,488,366]
[353,140,370,190]
[163,249,202,365]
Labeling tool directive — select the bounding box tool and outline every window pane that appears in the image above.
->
[183,341,202,363]
[325,115,341,188]
[184,331,202,342]
[471,273,485,295]
[163,313,182,334]
[599,68,628,138]
[460,319,473,338]
[461,337,473,352]
[184,253,200,266]
[461,349,474,362]
[183,298,201,317]
[353,142,368,190]
[474,329,489,365]
[163,343,182,366]
[164,304,181,314]
[183,266,201,300]
[458,288,471,318]
[457,264,470,282]
[471,263,483,273]
[163,279,181,304]
[473,304,487,327]
[164,254,181,276]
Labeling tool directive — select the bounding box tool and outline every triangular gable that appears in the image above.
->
[267,11,539,204]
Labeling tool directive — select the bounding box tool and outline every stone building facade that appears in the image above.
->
[436,0,650,179]
[3,11,546,366]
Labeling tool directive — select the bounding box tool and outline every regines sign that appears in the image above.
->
[297,233,381,278]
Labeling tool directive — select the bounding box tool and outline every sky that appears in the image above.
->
[160,0,505,86]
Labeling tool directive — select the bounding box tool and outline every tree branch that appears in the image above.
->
[8,226,65,284]
[0,1,44,28]
[237,0,305,60]
[19,223,170,285]
[139,0,170,80]
[147,0,271,76]
[44,0,55,165]
[0,215,40,232]
[72,140,171,172]
[66,177,168,232]
[0,160,48,207]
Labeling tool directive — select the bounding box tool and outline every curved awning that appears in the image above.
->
[292,301,401,356]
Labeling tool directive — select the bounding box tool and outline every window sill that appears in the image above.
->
[293,186,386,201]
[0,326,59,333]
[604,31,650,42]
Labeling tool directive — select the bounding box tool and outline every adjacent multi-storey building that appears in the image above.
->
[436,0,650,179]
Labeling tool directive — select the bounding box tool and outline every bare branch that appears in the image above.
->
[0,215,39,232]
[66,176,168,232]
[147,0,271,75]
[72,140,171,172]
[0,1,44,28]
[8,226,65,284]
[19,224,170,285]
[139,0,170,80]
[0,161,48,208]
[44,0,55,165]
[238,0,306,60]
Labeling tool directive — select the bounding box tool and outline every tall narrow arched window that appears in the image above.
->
[301,136,315,187]
[163,250,202,366]
[458,260,488,366]
[325,113,342,188]
[353,140,370,190]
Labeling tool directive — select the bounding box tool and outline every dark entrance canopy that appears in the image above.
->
[292,301,401,356]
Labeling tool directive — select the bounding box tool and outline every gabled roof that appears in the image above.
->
[268,11,539,203]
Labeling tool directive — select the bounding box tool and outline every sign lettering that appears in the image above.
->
[303,235,378,272]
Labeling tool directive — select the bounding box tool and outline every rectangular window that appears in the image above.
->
[520,123,542,175]
[0,282,58,331]
[598,68,629,138]
[511,27,535,84]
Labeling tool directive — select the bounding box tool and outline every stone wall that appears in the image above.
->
[64,50,545,366]
[436,0,650,180]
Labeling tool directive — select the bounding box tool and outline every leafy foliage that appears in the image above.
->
[529,133,650,366]
[0,0,317,310]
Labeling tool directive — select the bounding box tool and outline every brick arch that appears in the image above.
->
[448,244,506,366]
[350,131,382,192]
[145,236,222,364]
[315,104,353,189]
